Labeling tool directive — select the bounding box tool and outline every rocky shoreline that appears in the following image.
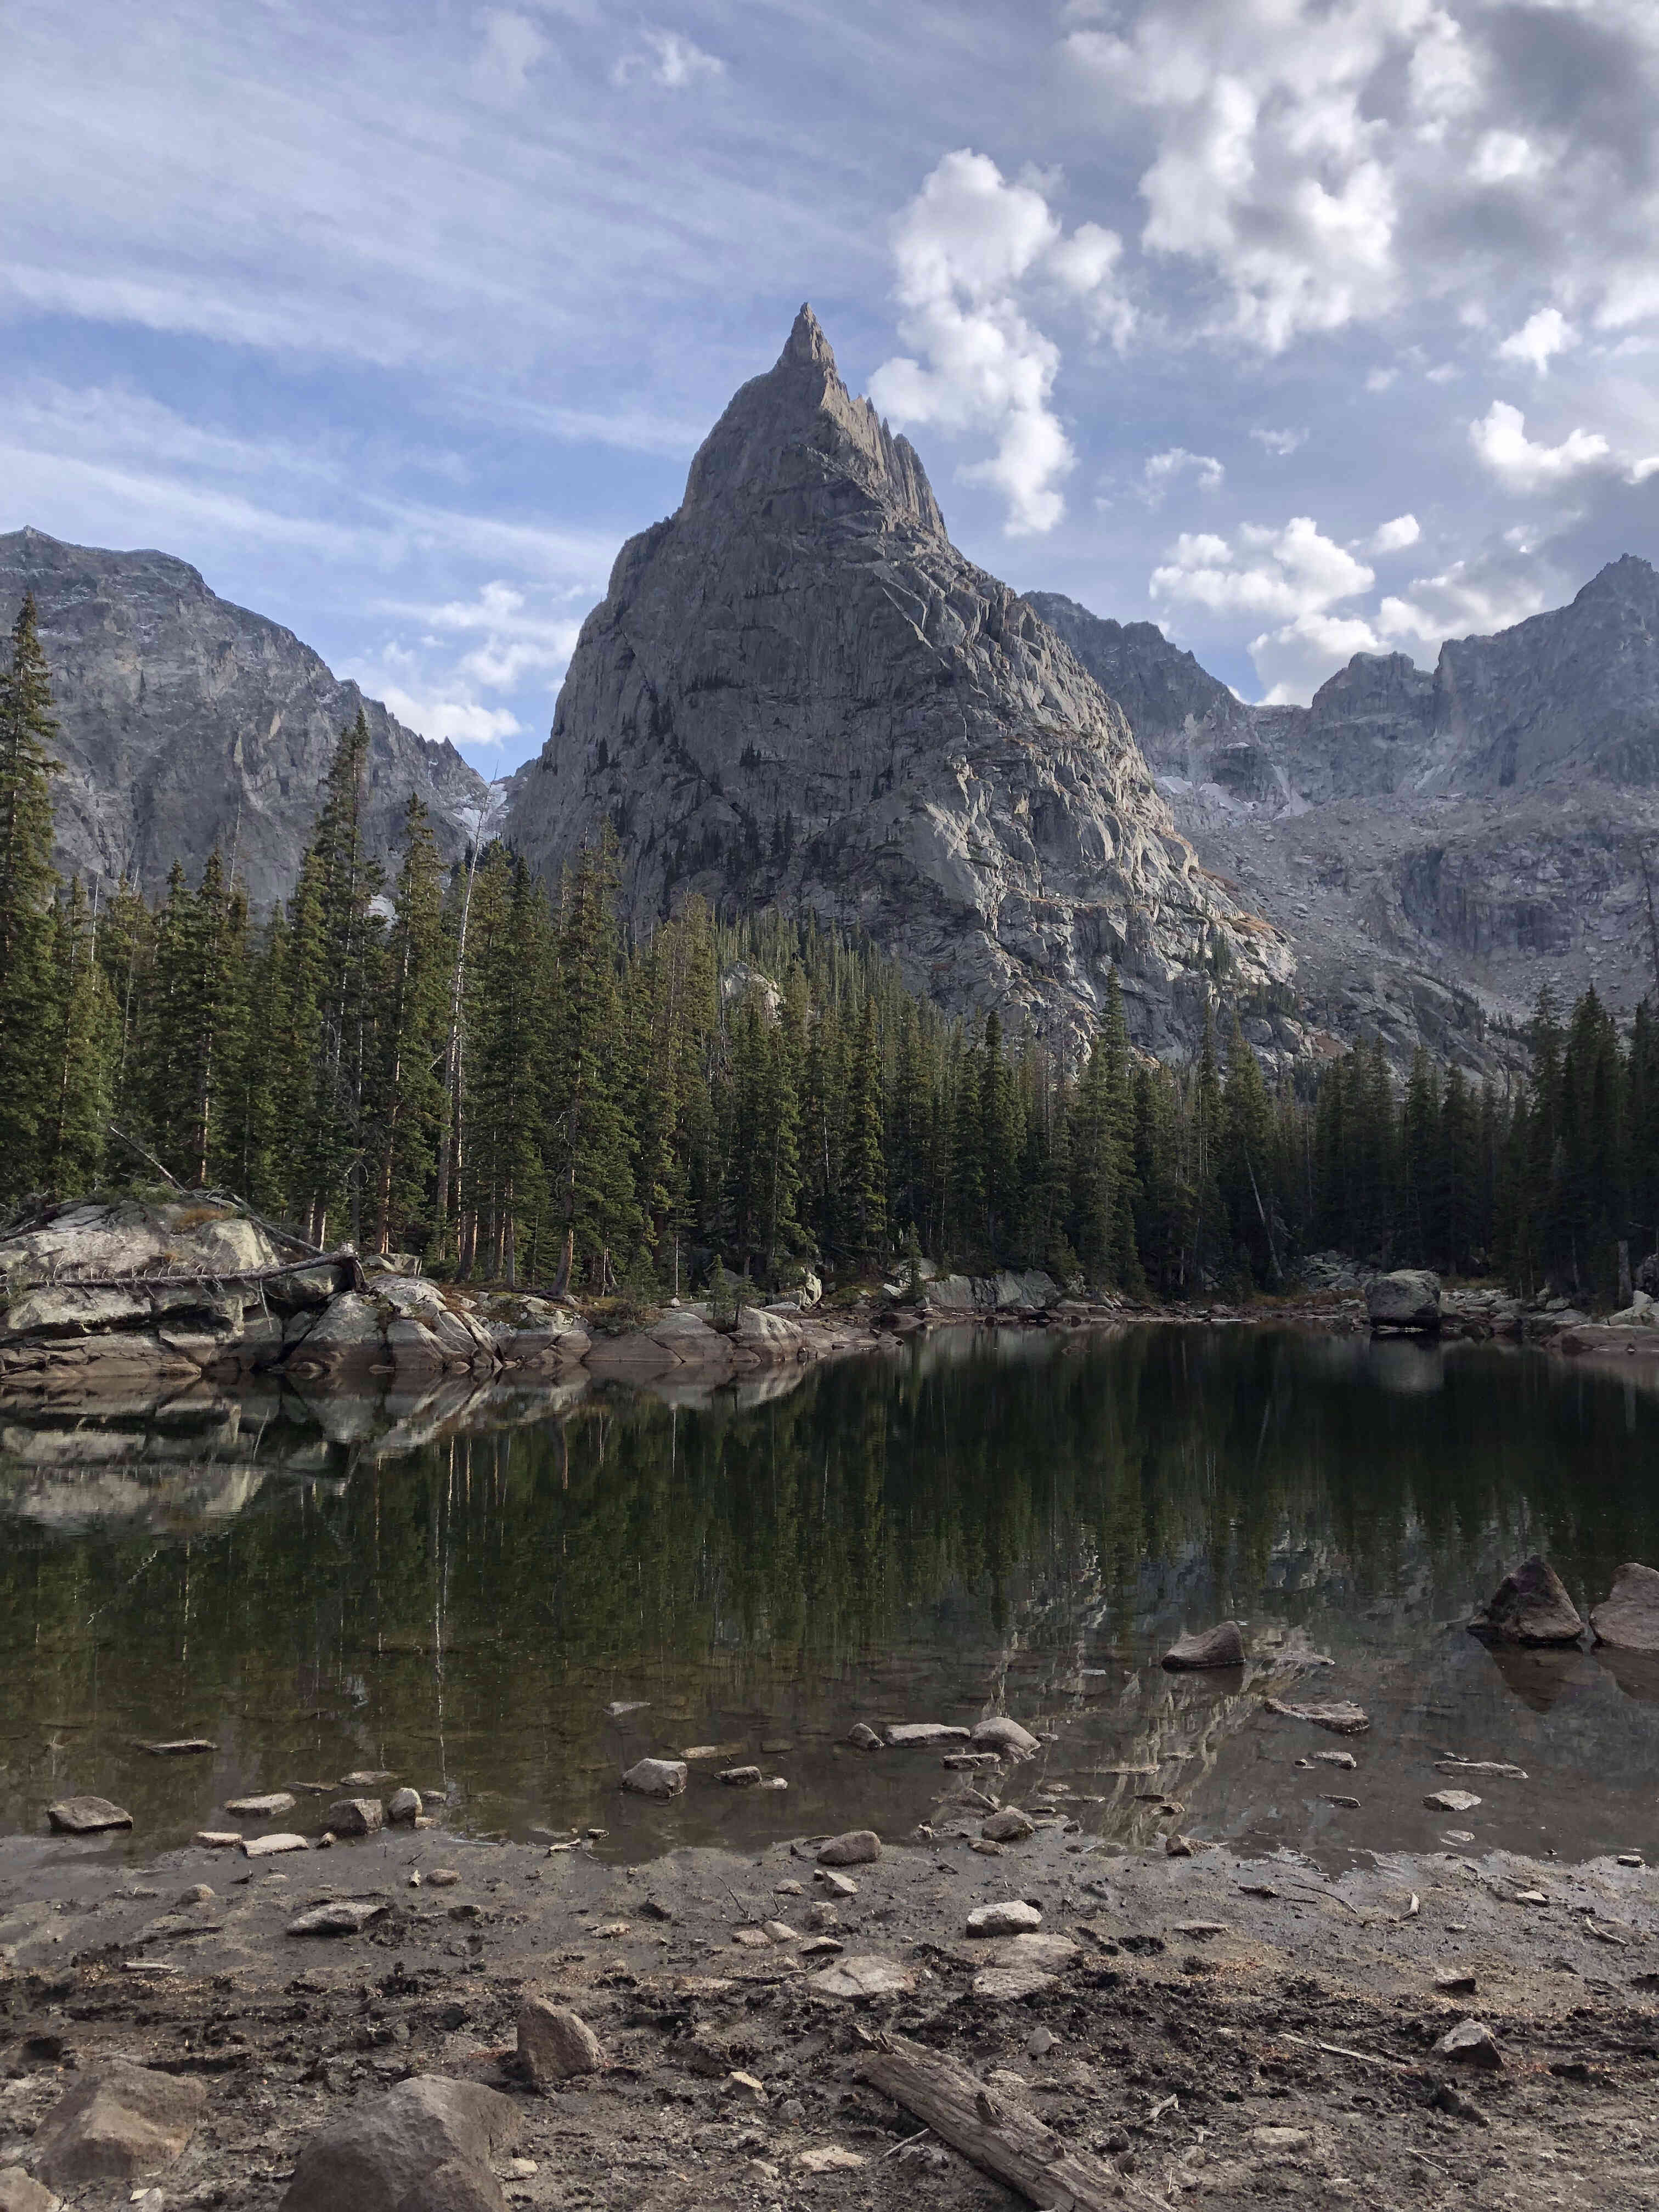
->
[1,1811,1655,2210]
[0,1199,1654,1428]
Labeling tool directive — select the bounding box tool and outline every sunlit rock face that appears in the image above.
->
[503,307,1295,1058]
[0,527,489,907]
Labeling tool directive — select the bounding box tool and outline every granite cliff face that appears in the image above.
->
[503,308,1296,1055]
[1037,559,1659,1057]
[0,528,489,906]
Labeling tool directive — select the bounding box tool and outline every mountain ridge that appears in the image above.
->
[0,526,489,907]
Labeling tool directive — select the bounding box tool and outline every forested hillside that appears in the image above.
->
[1,595,1654,1305]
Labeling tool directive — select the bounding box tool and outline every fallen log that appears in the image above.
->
[857,2032,1119,2210]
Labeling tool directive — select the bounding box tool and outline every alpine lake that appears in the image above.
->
[3,1323,1657,1871]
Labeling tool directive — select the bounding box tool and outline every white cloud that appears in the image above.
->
[1469,129,1544,186]
[870,149,1133,534]
[379,685,523,749]
[614,28,725,89]
[1149,512,1410,702]
[471,11,547,103]
[1144,446,1223,498]
[1251,426,1306,457]
[1375,559,1549,645]
[1151,515,1374,623]
[1368,512,1420,554]
[352,580,587,747]
[1497,307,1577,376]
[1468,399,1610,491]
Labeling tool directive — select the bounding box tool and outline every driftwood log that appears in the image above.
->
[857,2033,1120,2210]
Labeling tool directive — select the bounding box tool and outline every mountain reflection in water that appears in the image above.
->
[1,1325,1655,1866]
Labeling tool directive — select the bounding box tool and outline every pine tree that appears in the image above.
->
[369,796,450,1254]
[844,990,887,1263]
[41,880,115,1192]
[546,834,637,1291]
[1218,1014,1279,1284]
[0,594,61,1192]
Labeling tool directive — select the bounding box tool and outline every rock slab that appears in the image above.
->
[622,1758,688,1798]
[45,1796,131,1835]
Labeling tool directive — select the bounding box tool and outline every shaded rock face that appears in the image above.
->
[1043,562,1659,1057]
[0,528,489,907]
[503,307,1294,1057]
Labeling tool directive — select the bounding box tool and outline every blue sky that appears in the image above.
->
[7,0,1658,777]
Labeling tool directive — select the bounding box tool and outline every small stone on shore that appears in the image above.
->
[1435,2018,1502,2068]
[816,1829,881,1867]
[1434,1968,1478,1994]
[194,1831,241,1849]
[287,1900,387,1938]
[981,1809,1036,1843]
[967,1901,1042,1937]
[518,1999,602,2085]
[816,1869,857,1896]
[1425,1790,1482,1813]
[241,1833,309,1859]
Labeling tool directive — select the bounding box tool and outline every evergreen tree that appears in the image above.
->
[370,797,450,1254]
[0,595,61,1191]
[41,881,114,1193]
[844,990,887,1263]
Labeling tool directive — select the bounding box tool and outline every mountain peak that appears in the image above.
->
[679,306,945,536]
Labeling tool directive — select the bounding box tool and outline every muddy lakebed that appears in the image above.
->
[3,1324,1657,1871]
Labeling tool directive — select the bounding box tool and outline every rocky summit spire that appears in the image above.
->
[678,303,945,537]
[503,308,1296,1057]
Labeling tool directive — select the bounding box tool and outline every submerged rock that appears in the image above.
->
[1264,1698,1370,1735]
[1469,1556,1585,1645]
[1590,1562,1659,1651]
[622,1758,687,1799]
[1162,1621,1246,1670]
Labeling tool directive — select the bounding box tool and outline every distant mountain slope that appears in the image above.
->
[1040,563,1659,1052]
[501,307,1299,1059]
[0,527,489,906]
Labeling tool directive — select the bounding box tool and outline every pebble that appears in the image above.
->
[972,1839,1005,1857]
[1027,2025,1057,2058]
[1618,1853,1644,1867]
[428,1869,461,1887]
[1322,1796,1361,1809]
[1443,1830,1476,1844]
[775,1879,804,1896]
[138,1738,215,1756]
[816,1870,857,1897]
[177,1884,215,1905]
[605,1700,648,1719]
[762,1921,800,1944]
[1165,1833,1195,1858]
[806,1901,838,1931]
[1434,1968,1478,1994]
[966,1901,1042,1937]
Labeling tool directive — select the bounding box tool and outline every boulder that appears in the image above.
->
[280,2076,521,2212]
[517,1999,603,2086]
[1162,1621,1246,1671]
[846,1723,883,1752]
[622,1758,687,1798]
[46,1795,131,1835]
[1366,1269,1441,1330]
[328,1797,385,1836]
[33,2063,205,2190]
[816,1829,882,1867]
[733,1305,802,1360]
[969,1716,1040,1758]
[1590,1562,1659,1651]
[387,1787,424,1824]
[1469,1556,1585,1645]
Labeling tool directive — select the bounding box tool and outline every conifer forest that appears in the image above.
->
[2,595,1655,1306]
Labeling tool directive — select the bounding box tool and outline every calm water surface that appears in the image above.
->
[2,1326,1656,1868]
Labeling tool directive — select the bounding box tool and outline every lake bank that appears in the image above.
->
[1,1816,1654,2209]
